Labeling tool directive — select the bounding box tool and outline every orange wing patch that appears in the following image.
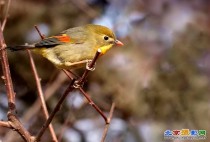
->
[54,34,71,43]
[35,34,71,48]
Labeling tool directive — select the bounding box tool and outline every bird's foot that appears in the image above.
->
[86,60,96,71]
[73,80,84,88]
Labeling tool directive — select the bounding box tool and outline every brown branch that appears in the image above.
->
[32,25,68,141]
[27,50,58,142]
[0,2,35,141]
[3,72,67,142]
[0,24,33,142]
[0,120,11,128]
[64,50,110,123]
[78,88,108,123]
[0,24,15,113]
[32,25,58,142]
[34,25,45,39]
[23,71,67,122]
[7,112,35,142]
[35,80,75,141]
[1,0,11,31]
[100,102,115,142]
[63,69,74,80]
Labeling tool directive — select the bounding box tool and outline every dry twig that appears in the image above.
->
[31,25,58,142]
[101,102,116,142]
[0,24,33,141]
[0,2,34,141]
[23,71,67,122]
[3,72,67,142]
[35,81,75,141]
[27,50,58,142]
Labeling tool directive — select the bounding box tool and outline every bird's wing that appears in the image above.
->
[35,34,72,48]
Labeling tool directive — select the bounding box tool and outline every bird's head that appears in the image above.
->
[85,24,123,54]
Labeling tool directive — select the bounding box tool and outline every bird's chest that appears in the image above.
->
[39,42,97,69]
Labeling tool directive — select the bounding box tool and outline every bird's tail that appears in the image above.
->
[7,44,35,51]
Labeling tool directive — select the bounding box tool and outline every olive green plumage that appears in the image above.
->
[8,24,123,69]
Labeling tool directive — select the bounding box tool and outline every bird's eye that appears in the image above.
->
[104,36,109,40]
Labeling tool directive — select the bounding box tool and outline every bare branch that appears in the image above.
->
[63,69,74,80]
[35,81,75,141]
[0,24,16,113]
[0,3,35,141]
[3,72,67,142]
[0,120,11,128]
[7,112,34,142]
[101,102,115,142]
[34,25,45,39]
[23,71,67,122]
[27,50,58,142]
[79,88,108,123]
[31,26,58,142]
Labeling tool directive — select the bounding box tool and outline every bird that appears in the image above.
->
[8,24,124,70]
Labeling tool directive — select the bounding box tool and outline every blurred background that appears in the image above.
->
[0,0,210,142]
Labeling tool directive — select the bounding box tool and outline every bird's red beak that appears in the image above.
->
[115,40,124,46]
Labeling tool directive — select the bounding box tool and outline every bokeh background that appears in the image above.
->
[0,0,210,142]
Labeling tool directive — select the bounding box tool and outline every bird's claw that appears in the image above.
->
[73,80,84,88]
[86,60,96,71]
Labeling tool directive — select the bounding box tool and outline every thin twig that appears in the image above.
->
[1,0,11,31]
[34,25,45,39]
[0,120,11,128]
[76,49,110,123]
[3,72,67,142]
[100,102,115,142]
[0,24,15,113]
[0,23,33,142]
[27,50,58,142]
[64,50,109,123]
[79,88,108,123]
[63,69,74,80]
[0,4,34,141]
[35,80,75,141]
[23,71,67,122]
[7,112,34,142]
[32,25,58,142]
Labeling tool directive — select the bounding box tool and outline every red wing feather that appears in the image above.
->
[54,34,71,43]
[35,34,71,48]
